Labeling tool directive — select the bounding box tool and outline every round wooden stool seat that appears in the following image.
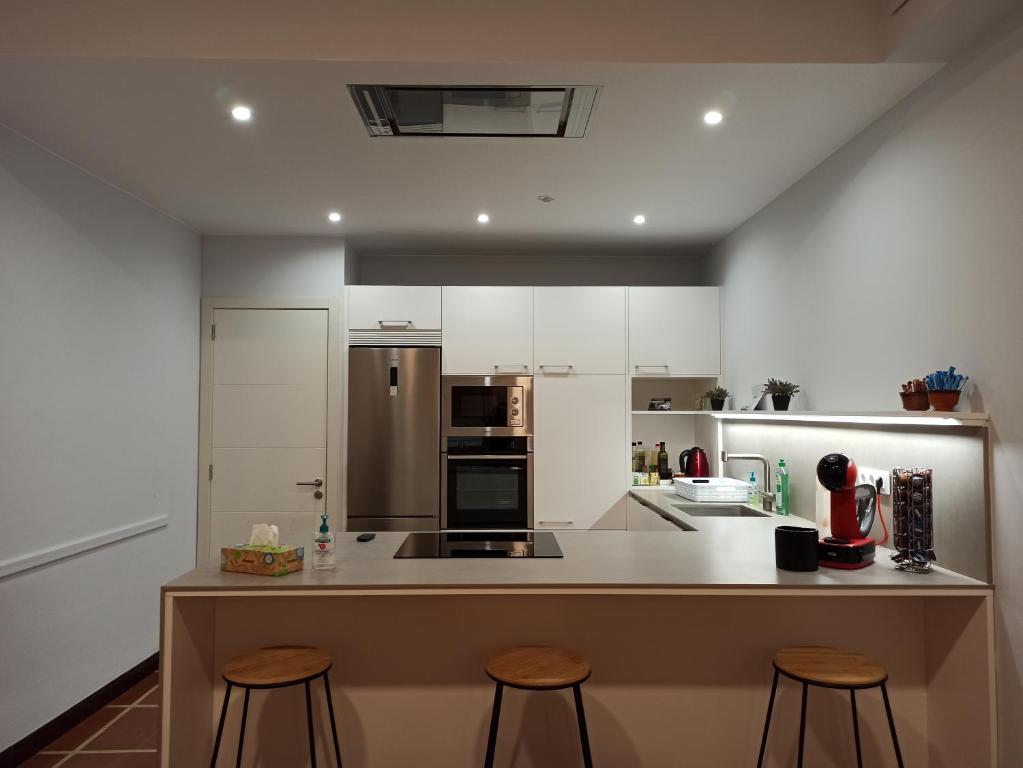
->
[773,646,888,689]
[486,645,591,690]
[222,645,333,688]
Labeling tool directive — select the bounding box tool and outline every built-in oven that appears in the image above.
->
[442,375,533,437]
[442,436,534,529]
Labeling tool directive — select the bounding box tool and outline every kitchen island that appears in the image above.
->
[161,498,994,767]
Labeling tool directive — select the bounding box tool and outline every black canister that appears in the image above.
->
[775,526,820,572]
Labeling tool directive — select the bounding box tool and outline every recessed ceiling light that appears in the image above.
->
[538,195,555,203]
[633,214,646,225]
[327,211,342,223]
[477,213,490,224]
[703,110,724,126]
[231,105,253,122]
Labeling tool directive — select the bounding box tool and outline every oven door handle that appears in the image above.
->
[445,454,530,460]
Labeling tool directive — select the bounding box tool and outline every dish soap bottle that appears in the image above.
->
[313,514,336,570]
[775,459,789,515]
[748,471,760,508]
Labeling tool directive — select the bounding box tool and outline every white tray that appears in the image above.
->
[674,477,751,502]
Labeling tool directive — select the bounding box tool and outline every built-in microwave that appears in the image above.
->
[441,375,533,437]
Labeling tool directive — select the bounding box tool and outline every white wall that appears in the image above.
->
[0,126,200,749]
[354,253,707,286]
[710,16,1023,762]
[202,235,347,296]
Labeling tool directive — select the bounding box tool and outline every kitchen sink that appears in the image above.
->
[672,504,769,518]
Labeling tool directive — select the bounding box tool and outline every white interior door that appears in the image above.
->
[207,308,329,559]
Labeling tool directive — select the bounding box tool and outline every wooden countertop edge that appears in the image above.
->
[160,583,992,598]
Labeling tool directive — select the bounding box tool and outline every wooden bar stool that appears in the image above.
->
[756,646,904,768]
[483,645,594,768]
[211,645,343,767]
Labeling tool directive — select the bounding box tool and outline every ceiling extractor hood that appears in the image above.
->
[348,85,599,138]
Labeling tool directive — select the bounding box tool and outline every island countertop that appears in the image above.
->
[164,496,988,595]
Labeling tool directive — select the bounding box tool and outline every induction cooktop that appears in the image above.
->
[393,531,563,558]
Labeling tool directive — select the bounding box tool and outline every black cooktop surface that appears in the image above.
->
[394,531,563,559]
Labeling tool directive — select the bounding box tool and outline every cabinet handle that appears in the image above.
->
[494,364,529,372]
[537,519,574,525]
[634,364,670,371]
[538,364,573,371]
[379,320,413,328]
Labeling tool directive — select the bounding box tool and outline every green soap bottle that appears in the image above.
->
[775,459,789,515]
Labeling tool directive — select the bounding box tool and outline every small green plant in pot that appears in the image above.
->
[764,379,800,411]
[704,386,730,411]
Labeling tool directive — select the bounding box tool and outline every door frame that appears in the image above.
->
[196,297,343,563]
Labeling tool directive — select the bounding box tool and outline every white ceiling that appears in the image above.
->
[0,58,941,253]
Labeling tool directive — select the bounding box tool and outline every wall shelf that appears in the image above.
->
[631,410,712,416]
[710,411,989,427]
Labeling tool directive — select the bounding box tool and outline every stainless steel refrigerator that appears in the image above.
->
[346,346,440,531]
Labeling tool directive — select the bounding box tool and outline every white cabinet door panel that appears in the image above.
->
[534,375,627,529]
[442,286,533,374]
[534,287,626,374]
[211,447,326,514]
[626,497,684,531]
[347,285,442,329]
[213,385,326,448]
[628,287,720,376]
[213,309,327,385]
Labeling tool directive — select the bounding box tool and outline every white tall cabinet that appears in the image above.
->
[532,286,628,529]
[442,286,533,374]
[628,286,721,376]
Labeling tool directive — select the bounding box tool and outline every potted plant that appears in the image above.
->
[704,386,730,411]
[764,379,800,411]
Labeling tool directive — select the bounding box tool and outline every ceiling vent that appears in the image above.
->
[348,85,599,138]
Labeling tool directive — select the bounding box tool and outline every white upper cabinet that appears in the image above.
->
[533,287,626,374]
[534,374,627,529]
[628,287,721,376]
[442,286,533,374]
[347,286,442,330]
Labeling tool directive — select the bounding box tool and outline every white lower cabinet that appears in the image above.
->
[534,374,627,529]
[626,497,684,531]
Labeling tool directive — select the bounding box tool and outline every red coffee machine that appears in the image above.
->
[816,453,876,569]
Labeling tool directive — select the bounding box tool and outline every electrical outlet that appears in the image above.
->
[857,466,890,495]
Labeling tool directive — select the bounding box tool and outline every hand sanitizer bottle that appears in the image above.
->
[748,471,760,508]
[313,514,336,570]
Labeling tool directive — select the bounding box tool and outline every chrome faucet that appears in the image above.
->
[720,451,776,512]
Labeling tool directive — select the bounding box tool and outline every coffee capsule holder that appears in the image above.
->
[890,468,936,573]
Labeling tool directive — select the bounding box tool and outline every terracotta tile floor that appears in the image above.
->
[23,672,160,767]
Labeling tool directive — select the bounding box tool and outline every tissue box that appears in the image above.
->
[221,545,304,576]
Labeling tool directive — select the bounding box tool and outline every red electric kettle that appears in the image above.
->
[679,447,710,478]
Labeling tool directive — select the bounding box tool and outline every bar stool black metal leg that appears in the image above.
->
[483,682,503,768]
[881,683,905,768]
[323,673,343,767]
[850,689,863,768]
[306,680,318,768]
[572,684,594,768]
[235,688,250,768]
[756,669,779,768]
[210,682,232,767]
[796,683,808,768]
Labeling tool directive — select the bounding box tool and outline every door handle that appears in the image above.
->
[296,479,324,487]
